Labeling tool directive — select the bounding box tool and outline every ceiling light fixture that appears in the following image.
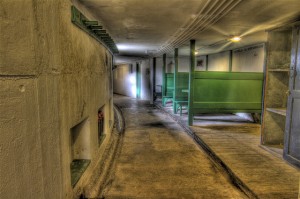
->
[195,50,199,55]
[230,36,241,42]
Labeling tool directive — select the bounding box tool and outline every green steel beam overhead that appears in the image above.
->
[71,5,118,54]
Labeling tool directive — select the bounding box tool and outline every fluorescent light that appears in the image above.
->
[230,36,241,42]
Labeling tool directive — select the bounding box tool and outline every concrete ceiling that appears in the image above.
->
[78,0,300,62]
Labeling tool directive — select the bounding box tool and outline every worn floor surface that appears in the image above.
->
[159,100,300,199]
[101,95,247,199]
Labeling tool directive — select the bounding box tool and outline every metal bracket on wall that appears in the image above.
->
[71,5,119,54]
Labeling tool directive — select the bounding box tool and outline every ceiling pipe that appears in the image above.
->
[163,0,239,53]
[161,0,226,53]
[156,0,242,55]
[174,0,237,45]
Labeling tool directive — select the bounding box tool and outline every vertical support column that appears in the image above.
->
[136,62,141,99]
[206,55,209,71]
[229,50,233,72]
[173,48,179,113]
[188,40,196,126]
[162,53,167,105]
[153,57,156,102]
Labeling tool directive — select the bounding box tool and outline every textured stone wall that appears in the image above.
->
[0,0,114,198]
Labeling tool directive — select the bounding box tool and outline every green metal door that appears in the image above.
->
[284,26,300,167]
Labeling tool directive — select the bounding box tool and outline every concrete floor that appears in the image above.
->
[100,95,248,198]
[158,100,300,199]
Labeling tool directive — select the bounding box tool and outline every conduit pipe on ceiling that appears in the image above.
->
[156,0,242,55]
[163,0,240,53]
[172,0,232,46]
[161,0,226,53]
[165,0,214,44]
[176,0,241,45]
[158,0,215,53]
[164,0,241,53]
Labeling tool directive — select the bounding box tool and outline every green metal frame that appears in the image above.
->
[173,48,189,114]
[188,40,196,125]
[162,73,174,106]
[162,54,166,98]
[136,62,141,99]
[173,48,178,113]
[162,53,174,106]
[188,71,264,125]
[71,6,118,54]
[153,57,156,100]
[173,72,189,114]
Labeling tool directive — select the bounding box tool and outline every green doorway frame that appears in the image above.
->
[136,62,141,99]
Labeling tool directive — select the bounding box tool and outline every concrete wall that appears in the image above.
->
[232,44,264,72]
[0,0,114,198]
[179,56,190,72]
[206,45,264,72]
[208,51,230,71]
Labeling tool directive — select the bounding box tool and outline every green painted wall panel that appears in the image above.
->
[189,71,264,124]
[174,72,189,100]
[193,79,263,102]
[194,71,263,80]
[165,73,174,96]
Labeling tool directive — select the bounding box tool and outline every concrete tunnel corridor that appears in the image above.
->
[92,95,248,198]
[1,1,300,199]
[78,94,299,199]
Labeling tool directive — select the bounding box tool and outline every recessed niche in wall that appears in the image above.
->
[70,118,91,188]
[98,107,106,146]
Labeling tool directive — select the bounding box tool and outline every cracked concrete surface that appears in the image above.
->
[99,95,247,198]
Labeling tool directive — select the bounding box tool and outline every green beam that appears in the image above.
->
[136,62,141,99]
[83,20,98,26]
[89,25,103,30]
[173,48,179,113]
[71,6,119,54]
[162,53,166,97]
[94,30,106,34]
[188,40,196,126]
[206,55,209,71]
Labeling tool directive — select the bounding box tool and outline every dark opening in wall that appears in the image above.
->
[98,107,105,146]
[130,64,133,73]
[70,118,91,188]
